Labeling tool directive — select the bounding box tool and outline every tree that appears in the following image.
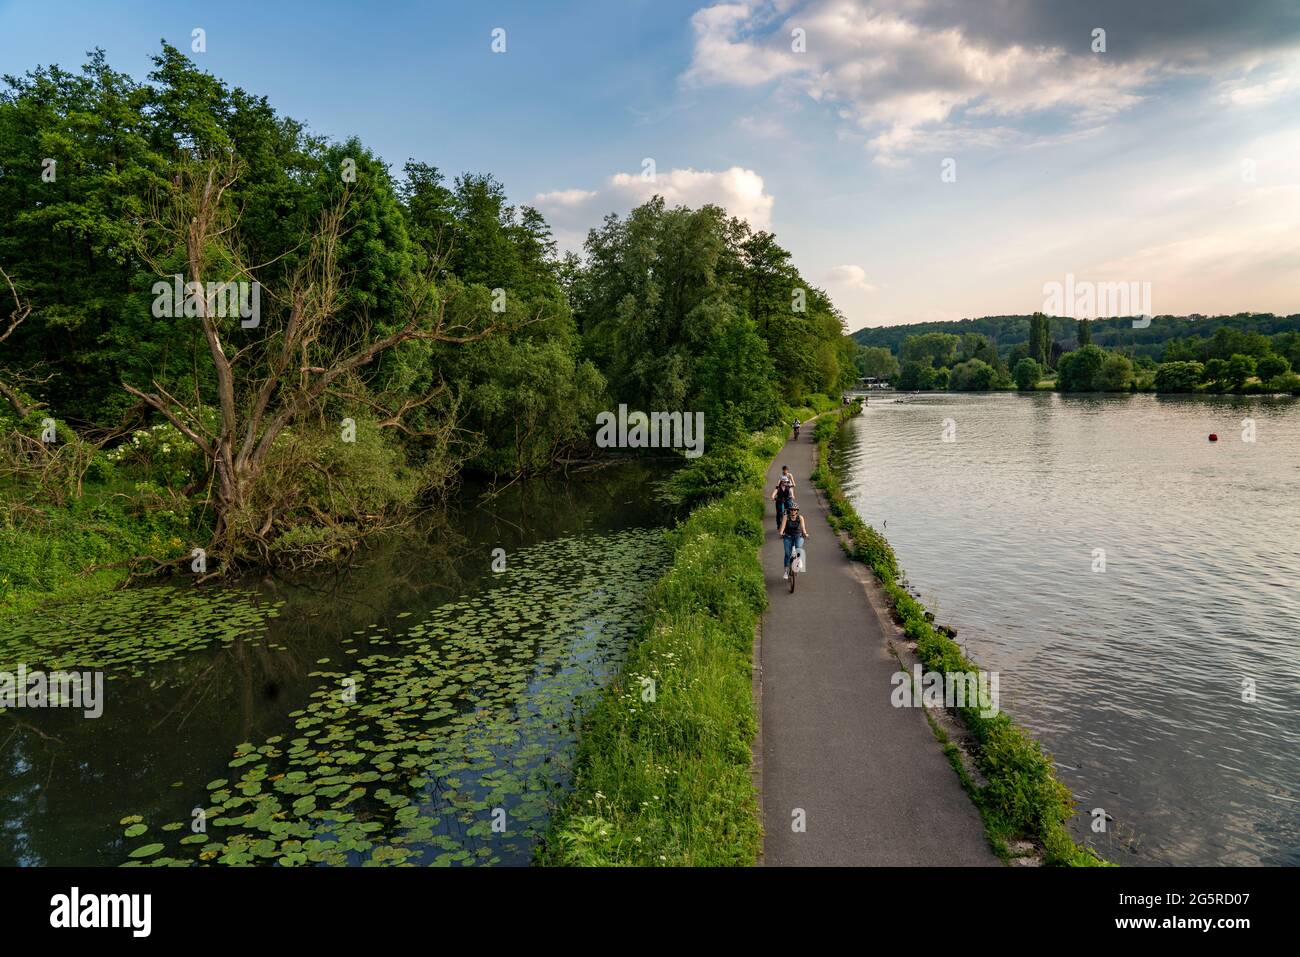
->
[1055,344,1107,392]
[901,332,959,369]
[1095,354,1133,391]
[855,345,899,381]
[949,358,995,391]
[1028,313,1052,368]
[1256,353,1290,383]
[1013,357,1042,391]
[1154,361,1204,393]
[898,359,937,390]
[0,266,37,416]
[124,156,501,567]
[1077,318,1092,347]
[1201,357,1227,387]
[1225,353,1255,390]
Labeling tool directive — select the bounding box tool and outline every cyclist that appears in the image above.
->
[778,501,809,580]
[771,466,796,529]
[792,417,802,440]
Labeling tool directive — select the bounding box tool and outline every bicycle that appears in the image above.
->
[788,545,805,592]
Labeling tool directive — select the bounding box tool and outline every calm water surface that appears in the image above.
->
[840,392,1300,866]
[0,462,673,866]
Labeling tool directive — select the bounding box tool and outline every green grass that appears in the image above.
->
[810,404,1108,866]
[0,481,192,619]
[536,410,832,866]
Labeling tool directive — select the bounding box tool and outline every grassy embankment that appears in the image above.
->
[538,394,840,865]
[809,404,1107,866]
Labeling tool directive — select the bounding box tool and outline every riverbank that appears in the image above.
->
[810,404,1106,866]
[758,415,997,865]
[538,397,839,865]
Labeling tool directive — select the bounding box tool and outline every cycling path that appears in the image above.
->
[755,428,997,866]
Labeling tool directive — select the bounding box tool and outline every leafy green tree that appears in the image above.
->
[949,358,995,391]
[901,332,959,369]
[1200,358,1228,389]
[1028,313,1052,368]
[1256,353,1290,383]
[1095,354,1133,391]
[1154,361,1204,393]
[898,359,937,390]
[1055,344,1107,392]
[1077,318,1092,346]
[1225,353,1256,390]
[1013,357,1042,391]
[855,345,899,381]
[568,198,852,427]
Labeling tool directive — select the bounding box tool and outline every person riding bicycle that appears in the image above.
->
[771,466,796,528]
[792,417,802,439]
[778,501,808,580]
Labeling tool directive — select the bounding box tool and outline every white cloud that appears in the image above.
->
[535,166,775,250]
[682,0,1159,163]
[533,187,597,207]
[824,264,877,291]
[1217,57,1300,105]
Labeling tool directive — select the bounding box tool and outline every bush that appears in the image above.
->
[1095,354,1134,392]
[1013,357,1042,391]
[1055,345,1107,392]
[1155,360,1204,393]
[950,358,995,391]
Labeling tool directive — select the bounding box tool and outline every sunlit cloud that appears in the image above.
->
[536,166,775,250]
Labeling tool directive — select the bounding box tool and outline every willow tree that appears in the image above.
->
[125,155,499,567]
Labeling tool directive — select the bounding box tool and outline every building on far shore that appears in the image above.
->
[856,376,892,391]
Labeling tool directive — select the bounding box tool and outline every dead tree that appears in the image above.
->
[125,155,501,568]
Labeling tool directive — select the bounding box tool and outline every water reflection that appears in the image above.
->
[0,461,675,866]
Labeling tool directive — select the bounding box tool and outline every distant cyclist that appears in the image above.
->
[778,501,809,580]
[771,466,796,529]
[792,417,802,440]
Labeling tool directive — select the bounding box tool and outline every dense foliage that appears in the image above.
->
[0,45,858,590]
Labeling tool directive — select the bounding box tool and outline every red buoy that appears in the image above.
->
[1208,433,1218,441]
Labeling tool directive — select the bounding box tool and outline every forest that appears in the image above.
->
[0,45,858,608]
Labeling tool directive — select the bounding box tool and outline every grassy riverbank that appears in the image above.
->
[810,404,1106,866]
[538,396,838,866]
[0,487,191,619]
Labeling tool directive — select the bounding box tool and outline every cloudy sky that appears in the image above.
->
[2,0,1298,329]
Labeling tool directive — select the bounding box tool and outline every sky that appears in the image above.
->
[2,0,1298,331]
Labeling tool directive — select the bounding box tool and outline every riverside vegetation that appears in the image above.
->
[0,44,859,613]
[855,315,1300,396]
[2,45,867,867]
[811,405,1107,866]
[539,395,839,865]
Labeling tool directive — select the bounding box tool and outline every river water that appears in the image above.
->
[0,462,673,866]
[838,392,1300,865]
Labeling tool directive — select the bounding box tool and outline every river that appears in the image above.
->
[838,392,1300,866]
[0,461,673,866]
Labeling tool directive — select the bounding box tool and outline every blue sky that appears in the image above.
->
[2,0,1298,330]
